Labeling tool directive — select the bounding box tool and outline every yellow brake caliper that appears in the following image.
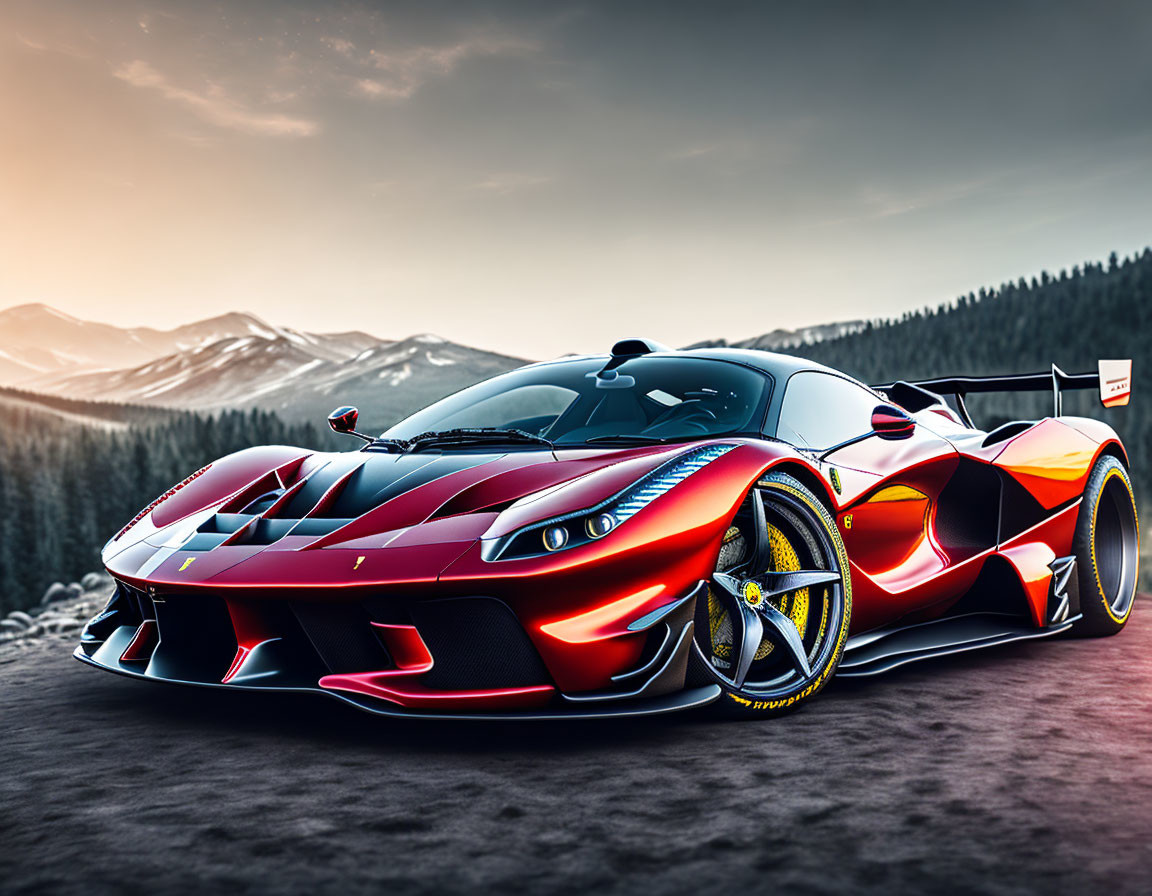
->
[710,523,813,662]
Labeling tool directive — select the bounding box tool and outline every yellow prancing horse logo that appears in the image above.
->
[178,557,196,572]
[843,514,853,530]
[742,581,764,607]
[354,555,366,570]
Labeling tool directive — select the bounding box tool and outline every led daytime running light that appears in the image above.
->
[609,444,733,525]
[495,443,734,559]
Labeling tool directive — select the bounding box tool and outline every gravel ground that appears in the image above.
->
[2,596,1151,896]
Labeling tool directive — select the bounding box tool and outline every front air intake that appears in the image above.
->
[290,601,393,673]
[405,597,551,690]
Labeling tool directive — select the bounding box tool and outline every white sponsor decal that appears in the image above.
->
[1098,359,1131,408]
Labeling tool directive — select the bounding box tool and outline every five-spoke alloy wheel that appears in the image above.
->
[696,471,852,717]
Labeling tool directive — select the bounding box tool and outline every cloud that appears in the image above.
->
[113,60,319,138]
[322,37,356,57]
[668,144,723,161]
[352,32,538,101]
[803,175,1000,231]
[857,176,996,219]
[11,31,91,60]
[354,78,410,100]
[470,172,553,194]
[14,33,47,51]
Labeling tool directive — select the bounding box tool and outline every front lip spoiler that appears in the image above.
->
[73,646,721,721]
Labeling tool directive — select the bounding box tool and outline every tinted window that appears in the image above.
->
[411,384,578,433]
[384,356,772,445]
[778,371,881,449]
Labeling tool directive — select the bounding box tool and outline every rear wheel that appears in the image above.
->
[1070,455,1139,637]
[696,472,852,718]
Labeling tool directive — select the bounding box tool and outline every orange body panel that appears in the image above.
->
[993,419,1098,509]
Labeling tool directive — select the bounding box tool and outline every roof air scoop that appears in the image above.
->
[610,338,671,358]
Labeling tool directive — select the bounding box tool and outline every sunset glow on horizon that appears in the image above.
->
[2,0,1151,356]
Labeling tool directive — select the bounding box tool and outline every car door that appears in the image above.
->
[776,371,960,629]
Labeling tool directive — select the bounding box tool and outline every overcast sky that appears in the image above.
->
[2,1,1150,357]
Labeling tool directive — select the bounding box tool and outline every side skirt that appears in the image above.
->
[839,554,1081,678]
[837,612,1078,677]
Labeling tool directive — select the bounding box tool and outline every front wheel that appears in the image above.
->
[696,471,852,718]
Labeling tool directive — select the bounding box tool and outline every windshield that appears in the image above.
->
[382,356,771,446]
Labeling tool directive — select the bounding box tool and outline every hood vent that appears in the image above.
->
[183,510,354,551]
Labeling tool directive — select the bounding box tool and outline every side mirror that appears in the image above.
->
[871,404,915,441]
[328,406,372,443]
[328,405,359,433]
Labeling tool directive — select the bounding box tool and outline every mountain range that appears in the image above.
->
[0,303,859,428]
[684,320,865,351]
[0,304,377,380]
[0,304,528,428]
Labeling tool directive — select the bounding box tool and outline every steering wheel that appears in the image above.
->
[647,401,719,433]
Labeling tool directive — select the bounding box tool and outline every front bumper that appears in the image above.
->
[75,580,721,720]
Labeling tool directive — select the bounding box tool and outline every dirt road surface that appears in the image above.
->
[3,600,1151,896]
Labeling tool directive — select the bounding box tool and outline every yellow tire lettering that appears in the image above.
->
[725,479,853,715]
[1090,467,1139,625]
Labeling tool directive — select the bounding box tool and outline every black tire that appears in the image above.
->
[697,471,852,718]
[1069,455,1140,637]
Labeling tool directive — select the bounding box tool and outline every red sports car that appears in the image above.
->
[77,340,1138,718]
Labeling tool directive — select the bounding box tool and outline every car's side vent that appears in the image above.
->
[934,459,1000,557]
[982,420,1036,448]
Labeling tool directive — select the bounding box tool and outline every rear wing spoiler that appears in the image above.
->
[873,360,1131,425]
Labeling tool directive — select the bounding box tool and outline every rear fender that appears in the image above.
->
[992,419,1102,509]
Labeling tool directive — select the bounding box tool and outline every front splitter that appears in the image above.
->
[73,646,721,721]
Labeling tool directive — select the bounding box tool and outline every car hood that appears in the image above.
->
[275,445,680,533]
[102,444,690,587]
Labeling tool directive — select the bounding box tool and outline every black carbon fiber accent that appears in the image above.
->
[686,584,719,689]
[290,601,393,674]
[408,598,551,690]
[328,454,492,518]
[149,594,236,682]
[684,641,718,689]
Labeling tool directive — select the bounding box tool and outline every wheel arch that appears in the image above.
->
[1096,439,1130,470]
[759,460,837,515]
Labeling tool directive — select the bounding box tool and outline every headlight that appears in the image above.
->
[586,512,616,538]
[489,443,734,560]
[542,525,570,551]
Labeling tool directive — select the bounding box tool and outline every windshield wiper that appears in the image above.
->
[362,438,407,453]
[581,434,680,446]
[404,428,555,452]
